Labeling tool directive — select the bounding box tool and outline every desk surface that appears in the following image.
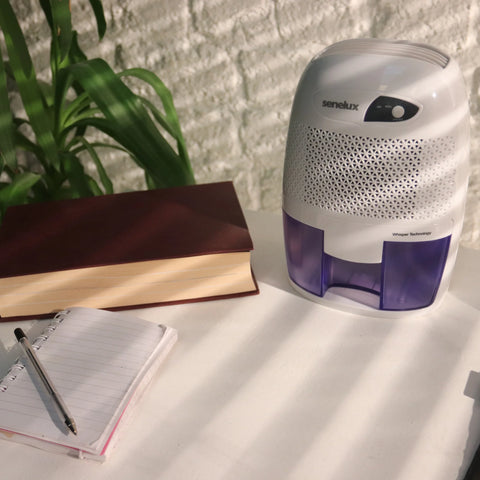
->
[0,211,479,480]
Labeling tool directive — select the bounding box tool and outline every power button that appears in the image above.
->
[392,105,405,119]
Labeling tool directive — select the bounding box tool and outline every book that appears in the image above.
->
[0,181,258,321]
[0,307,177,461]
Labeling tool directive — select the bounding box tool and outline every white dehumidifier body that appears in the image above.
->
[282,39,470,315]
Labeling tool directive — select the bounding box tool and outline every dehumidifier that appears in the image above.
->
[282,39,470,315]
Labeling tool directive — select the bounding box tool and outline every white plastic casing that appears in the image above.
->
[283,39,470,313]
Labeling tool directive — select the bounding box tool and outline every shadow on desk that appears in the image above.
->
[451,247,480,479]
[246,210,292,295]
[125,292,480,480]
[458,370,480,480]
[450,246,480,311]
[245,211,480,480]
[459,399,480,480]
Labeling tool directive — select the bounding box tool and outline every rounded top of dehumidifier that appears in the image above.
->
[318,39,450,68]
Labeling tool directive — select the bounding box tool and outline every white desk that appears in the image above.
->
[0,211,479,480]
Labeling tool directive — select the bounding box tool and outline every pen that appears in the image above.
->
[14,328,77,435]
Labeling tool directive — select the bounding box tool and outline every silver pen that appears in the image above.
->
[14,328,77,435]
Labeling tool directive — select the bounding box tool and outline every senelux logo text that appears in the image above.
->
[322,100,359,111]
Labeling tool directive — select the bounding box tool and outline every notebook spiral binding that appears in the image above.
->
[0,310,69,393]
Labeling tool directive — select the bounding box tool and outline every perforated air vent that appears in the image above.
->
[283,123,456,220]
[320,39,449,68]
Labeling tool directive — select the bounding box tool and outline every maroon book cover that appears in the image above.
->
[0,181,253,277]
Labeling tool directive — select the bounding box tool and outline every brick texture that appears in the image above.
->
[12,0,480,247]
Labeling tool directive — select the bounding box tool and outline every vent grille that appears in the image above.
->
[283,123,456,220]
[320,39,449,68]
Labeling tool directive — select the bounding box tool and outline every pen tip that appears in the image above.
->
[67,421,78,435]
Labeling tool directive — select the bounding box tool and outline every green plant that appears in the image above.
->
[0,0,195,220]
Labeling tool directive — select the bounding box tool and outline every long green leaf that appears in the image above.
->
[120,68,191,168]
[68,59,195,188]
[39,1,89,65]
[88,0,107,40]
[120,68,182,137]
[138,96,192,178]
[69,115,163,182]
[51,0,73,64]
[74,137,114,194]
[72,115,190,189]
[70,115,189,190]
[41,0,105,42]
[53,68,74,139]
[139,97,176,140]
[62,152,95,198]
[61,91,92,126]
[0,49,16,171]
[68,31,88,64]
[0,172,40,219]
[63,106,101,131]
[39,0,54,31]
[30,168,70,202]
[70,141,129,157]
[0,0,60,170]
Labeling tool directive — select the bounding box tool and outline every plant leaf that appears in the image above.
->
[70,141,129,157]
[51,0,73,63]
[87,176,103,196]
[39,0,54,31]
[53,67,74,139]
[120,68,182,137]
[13,128,45,163]
[0,172,40,219]
[88,0,107,40]
[62,152,95,198]
[138,97,175,138]
[0,0,60,170]
[74,137,114,194]
[68,59,195,188]
[120,68,192,169]
[69,31,88,64]
[61,91,92,127]
[0,49,16,171]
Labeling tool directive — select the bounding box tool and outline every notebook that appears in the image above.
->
[0,307,177,461]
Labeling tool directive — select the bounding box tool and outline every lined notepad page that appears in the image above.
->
[0,307,174,455]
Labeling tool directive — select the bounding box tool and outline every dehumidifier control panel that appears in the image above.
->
[364,96,419,122]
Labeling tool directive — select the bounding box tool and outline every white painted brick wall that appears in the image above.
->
[13,0,480,247]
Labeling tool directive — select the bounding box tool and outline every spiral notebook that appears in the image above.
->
[0,307,177,461]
